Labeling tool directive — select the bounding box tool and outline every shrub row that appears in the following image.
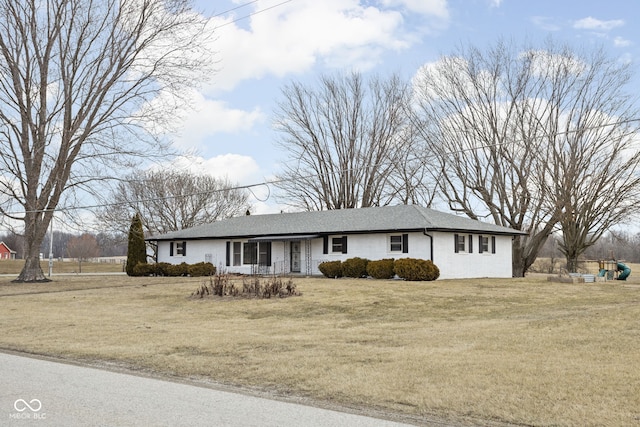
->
[318,257,439,281]
[132,261,216,277]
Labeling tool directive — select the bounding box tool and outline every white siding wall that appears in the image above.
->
[156,231,514,279]
[430,231,513,279]
[312,232,430,267]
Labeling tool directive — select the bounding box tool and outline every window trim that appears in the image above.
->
[170,241,186,257]
[454,234,465,253]
[389,234,409,253]
[479,235,489,254]
[233,242,242,266]
[243,242,257,265]
[331,236,348,254]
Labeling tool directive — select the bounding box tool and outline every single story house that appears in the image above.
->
[147,205,526,279]
[0,241,17,260]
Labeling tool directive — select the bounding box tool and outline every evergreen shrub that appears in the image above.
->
[188,262,216,277]
[131,262,153,276]
[342,257,369,278]
[318,260,343,278]
[126,213,146,276]
[394,258,440,281]
[366,258,395,279]
[166,262,189,277]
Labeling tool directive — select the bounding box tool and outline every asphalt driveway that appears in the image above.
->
[0,351,415,426]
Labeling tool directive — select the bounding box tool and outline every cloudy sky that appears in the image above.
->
[166,0,639,213]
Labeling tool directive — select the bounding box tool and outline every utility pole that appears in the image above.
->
[48,215,53,277]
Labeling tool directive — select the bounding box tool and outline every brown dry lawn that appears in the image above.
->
[0,268,639,426]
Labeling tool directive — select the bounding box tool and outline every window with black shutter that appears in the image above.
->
[331,236,347,253]
[454,234,465,253]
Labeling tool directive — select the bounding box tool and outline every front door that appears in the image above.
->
[290,241,301,273]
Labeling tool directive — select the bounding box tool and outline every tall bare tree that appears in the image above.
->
[536,45,640,271]
[95,170,251,236]
[412,39,640,276]
[274,72,425,210]
[0,0,214,281]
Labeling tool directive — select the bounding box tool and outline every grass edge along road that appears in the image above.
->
[1,273,639,426]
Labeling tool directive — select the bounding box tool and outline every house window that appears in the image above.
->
[389,234,409,253]
[176,242,186,256]
[243,242,257,264]
[233,242,242,266]
[331,236,347,254]
[258,242,272,266]
[454,234,465,253]
[478,235,496,254]
[479,236,489,253]
[390,235,402,252]
[170,241,186,257]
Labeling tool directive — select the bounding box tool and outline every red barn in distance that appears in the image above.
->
[0,241,17,260]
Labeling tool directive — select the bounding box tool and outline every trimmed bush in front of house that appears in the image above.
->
[342,257,369,278]
[188,262,216,277]
[318,257,439,281]
[366,258,395,279]
[132,261,215,277]
[318,260,343,278]
[393,258,440,281]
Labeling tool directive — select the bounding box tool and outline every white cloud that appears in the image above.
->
[168,154,263,185]
[171,90,264,151]
[203,0,448,93]
[573,17,624,31]
[531,16,561,32]
[613,36,631,47]
[380,0,449,18]
[137,87,264,152]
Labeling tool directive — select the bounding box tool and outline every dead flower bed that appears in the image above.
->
[191,274,300,299]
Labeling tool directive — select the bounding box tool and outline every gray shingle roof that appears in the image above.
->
[148,205,526,241]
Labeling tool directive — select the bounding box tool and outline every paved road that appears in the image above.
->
[0,352,416,427]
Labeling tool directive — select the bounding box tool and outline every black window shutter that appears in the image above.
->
[491,236,496,254]
[323,236,328,254]
[454,234,459,253]
[265,242,272,266]
[182,241,187,256]
[170,242,174,256]
[478,235,483,254]
[468,235,473,253]
[225,242,230,266]
[342,236,348,254]
[402,234,409,253]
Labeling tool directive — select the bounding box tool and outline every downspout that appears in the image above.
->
[423,229,433,262]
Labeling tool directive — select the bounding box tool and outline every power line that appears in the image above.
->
[2,116,640,217]
[212,0,294,30]
[211,0,261,18]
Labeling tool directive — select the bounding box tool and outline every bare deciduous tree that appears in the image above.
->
[412,39,640,276]
[66,233,100,273]
[274,72,428,210]
[95,170,251,236]
[516,43,640,272]
[0,0,214,281]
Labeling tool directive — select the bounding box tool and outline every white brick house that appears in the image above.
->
[147,205,526,279]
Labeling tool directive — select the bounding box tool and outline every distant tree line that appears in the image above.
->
[539,231,640,264]
[0,231,126,260]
